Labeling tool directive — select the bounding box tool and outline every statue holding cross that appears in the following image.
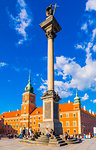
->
[46,4,59,17]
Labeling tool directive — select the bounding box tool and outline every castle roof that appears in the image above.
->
[0,110,21,119]
[30,107,43,115]
[30,102,74,116]
[0,103,95,118]
[59,102,74,112]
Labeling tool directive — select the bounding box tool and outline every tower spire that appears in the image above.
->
[29,70,31,83]
[74,88,80,104]
[25,71,33,93]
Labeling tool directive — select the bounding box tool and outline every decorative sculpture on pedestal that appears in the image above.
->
[40,4,63,135]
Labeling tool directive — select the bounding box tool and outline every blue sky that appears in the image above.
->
[1,0,96,114]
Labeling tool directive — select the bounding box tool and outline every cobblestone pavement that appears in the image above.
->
[0,138,96,150]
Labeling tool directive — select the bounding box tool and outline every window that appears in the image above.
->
[23,124,25,128]
[5,125,6,128]
[11,124,12,128]
[8,125,9,128]
[74,129,76,133]
[16,124,18,128]
[73,121,77,127]
[34,117,35,119]
[25,96,27,101]
[24,118,25,120]
[67,129,70,133]
[14,119,15,121]
[60,114,62,118]
[66,121,70,127]
[11,119,12,121]
[34,121,35,125]
[13,124,15,128]
[66,113,69,118]
[38,123,40,127]
[73,113,76,117]
[24,106,26,110]
[24,112,26,114]
[38,116,40,120]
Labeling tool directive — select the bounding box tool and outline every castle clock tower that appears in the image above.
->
[20,73,36,134]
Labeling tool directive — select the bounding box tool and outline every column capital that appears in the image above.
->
[45,31,56,39]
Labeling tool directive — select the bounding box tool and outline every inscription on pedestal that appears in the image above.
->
[44,102,51,119]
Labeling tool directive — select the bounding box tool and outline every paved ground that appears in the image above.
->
[0,138,96,150]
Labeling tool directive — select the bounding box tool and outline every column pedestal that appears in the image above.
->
[40,90,63,135]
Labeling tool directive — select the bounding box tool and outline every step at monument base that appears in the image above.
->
[20,135,67,147]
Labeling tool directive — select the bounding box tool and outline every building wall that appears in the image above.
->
[0,117,20,134]
[59,111,79,135]
[81,110,96,135]
[1,109,96,136]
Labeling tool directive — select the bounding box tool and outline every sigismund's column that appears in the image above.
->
[40,4,63,135]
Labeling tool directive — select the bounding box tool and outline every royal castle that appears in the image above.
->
[0,74,96,136]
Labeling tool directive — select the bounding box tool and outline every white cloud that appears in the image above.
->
[75,44,85,50]
[54,48,96,92]
[92,28,96,41]
[86,0,96,11]
[18,0,26,7]
[93,99,96,103]
[81,23,87,31]
[81,93,89,101]
[36,74,39,77]
[39,79,72,98]
[0,62,7,67]
[93,45,96,52]
[9,0,32,45]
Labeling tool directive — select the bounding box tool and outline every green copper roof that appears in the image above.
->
[74,89,80,104]
[25,72,33,93]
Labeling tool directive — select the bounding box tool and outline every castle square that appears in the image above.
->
[0,138,96,150]
[0,0,96,149]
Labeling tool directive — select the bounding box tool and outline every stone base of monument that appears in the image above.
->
[64,139,81,144]
[60,135,81,144]
[48,135,67,146]
[20,135,67,147]
[40,120,63,135]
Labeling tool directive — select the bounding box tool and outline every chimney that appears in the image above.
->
[17,109,19,111]
[84,106,86,110]
[9,110,11,112]
[92,111,94,115]
[89,109,91,113]
[68,100,71,103]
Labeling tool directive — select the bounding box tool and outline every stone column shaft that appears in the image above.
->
[48,38,54,90]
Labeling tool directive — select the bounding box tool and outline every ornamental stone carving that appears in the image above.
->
[45,31,56,39]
